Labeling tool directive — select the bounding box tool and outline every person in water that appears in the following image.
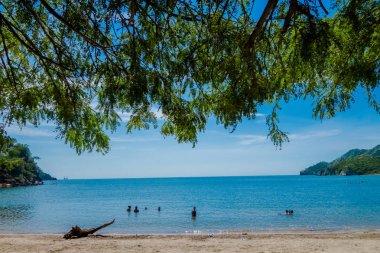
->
[157,206,161,212]
[144,207,147,210]
[134,206,139,213]
[192,207,196,218]
[126,206,131,212]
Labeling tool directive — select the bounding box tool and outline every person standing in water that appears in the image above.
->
[192,207,197,218]
[134,206,139,213]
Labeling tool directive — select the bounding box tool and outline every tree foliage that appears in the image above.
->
[0,0,379,154]
[300,144,380,175]
[0,139,55,185]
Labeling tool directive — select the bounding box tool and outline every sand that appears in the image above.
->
[1,231,379,253]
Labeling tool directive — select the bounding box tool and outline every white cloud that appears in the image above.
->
[6,126,55,137]
[249,112,266,117]
[153,108,164,119]
[117,108,165,122]
[117,111,132,122]
[111,146,128,151]
[236,134,267,145]
[235,129,341,145]
[111,136,160,143]
[288,129,341,141]
[255,113,266,117]
[27,121,55,127]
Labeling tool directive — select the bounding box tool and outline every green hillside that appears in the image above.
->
[300,145,380,176]
[0,140,56,187]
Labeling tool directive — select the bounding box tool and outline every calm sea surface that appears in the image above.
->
[0,176,379,233]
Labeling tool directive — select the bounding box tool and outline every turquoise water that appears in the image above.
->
[0,176,380,233]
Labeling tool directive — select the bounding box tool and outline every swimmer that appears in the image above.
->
[192,207,196,218]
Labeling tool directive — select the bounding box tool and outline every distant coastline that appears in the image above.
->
[300,145,380,176]
[0,141,56,188]
[0,181,43,189]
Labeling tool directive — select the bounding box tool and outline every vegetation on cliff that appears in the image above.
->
[0,139,56,187]
[300,145,380,176]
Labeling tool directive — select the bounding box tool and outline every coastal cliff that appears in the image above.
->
[300,145,380,176]
[0,141,56,188]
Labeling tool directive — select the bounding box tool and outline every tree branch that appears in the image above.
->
[39,0,110,48]
[282,0,297,34]
[318,0,329,15]
[245,0,279,48]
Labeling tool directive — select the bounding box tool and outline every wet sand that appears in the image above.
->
[0,231,379,253]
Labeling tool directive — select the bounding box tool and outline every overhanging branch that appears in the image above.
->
[245,0,279,48]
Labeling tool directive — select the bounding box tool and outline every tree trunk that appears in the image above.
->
[63,219,115,239]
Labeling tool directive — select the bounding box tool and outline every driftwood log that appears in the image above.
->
[64,219,115,239]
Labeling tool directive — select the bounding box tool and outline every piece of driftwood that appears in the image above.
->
[64,219,115,239]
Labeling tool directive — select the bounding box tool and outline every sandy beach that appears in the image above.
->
[0,231,379,253]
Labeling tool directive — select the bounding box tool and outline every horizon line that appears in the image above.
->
[54,174,307,180]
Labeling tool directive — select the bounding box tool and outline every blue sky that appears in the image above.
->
[5,88,380,179]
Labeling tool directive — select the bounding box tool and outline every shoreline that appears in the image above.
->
[1,231,379,253]
[0,181,43,188]
[1,229,380,235]
[1,228,380,235]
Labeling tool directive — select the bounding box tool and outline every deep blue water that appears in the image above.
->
[0,176,380,233]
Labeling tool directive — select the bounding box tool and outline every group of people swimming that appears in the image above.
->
[126,206,160,213]
[285,210,294,215]
[127,206,292,217]
[126,206,196,218]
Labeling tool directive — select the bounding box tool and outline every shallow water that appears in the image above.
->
[0,176,379,233]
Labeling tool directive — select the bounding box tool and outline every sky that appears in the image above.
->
[5,88,380,179]
[3,0,380,179]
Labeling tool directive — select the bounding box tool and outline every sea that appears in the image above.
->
[0,176,379,234]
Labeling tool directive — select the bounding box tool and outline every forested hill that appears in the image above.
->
[300,145,380,176]
[0,140,56,187]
